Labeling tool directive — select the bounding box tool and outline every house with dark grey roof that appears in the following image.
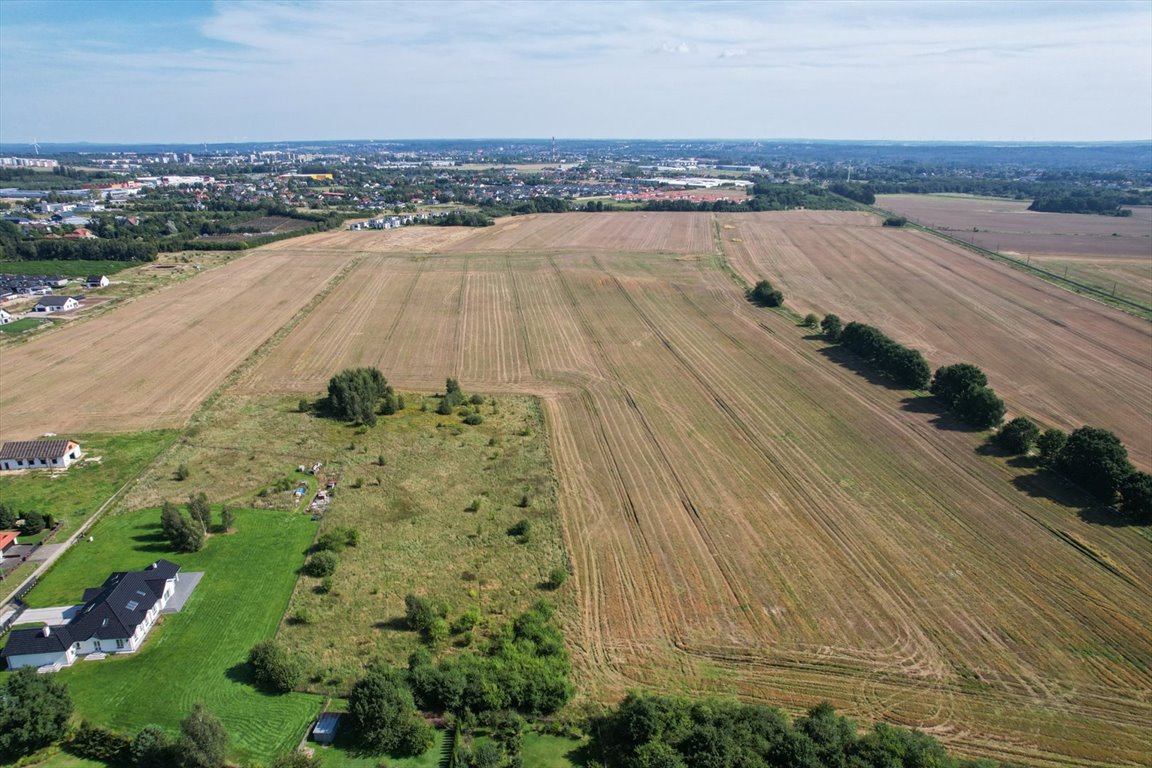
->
[0,439,82,471]
[2,560,180,671]
[33,295,79,313]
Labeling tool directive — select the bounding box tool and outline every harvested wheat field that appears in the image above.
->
[234,216,1152,766]
[721,211,1152,469]
[3,214,1150,766]
[0,246,358,439]
[878,194,1152,307]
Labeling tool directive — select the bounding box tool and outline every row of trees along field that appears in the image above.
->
[587,694,999,768]
[817,314,1148,523]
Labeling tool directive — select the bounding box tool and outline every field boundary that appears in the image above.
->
[871,206,1152,320]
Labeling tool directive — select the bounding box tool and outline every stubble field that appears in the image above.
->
[877,194,1152,307]
[1,212,1149,766]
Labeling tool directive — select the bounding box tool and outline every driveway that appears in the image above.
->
[162,571,203,613]
[17,604,83,625]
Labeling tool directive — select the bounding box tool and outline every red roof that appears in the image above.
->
[0,531,17,550]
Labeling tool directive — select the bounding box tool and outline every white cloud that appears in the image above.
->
[0,0,1149,141]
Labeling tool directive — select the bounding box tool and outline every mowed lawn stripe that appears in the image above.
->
[14,508,322,763]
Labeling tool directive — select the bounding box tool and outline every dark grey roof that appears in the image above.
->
[37,296,74,307]
[2,560,179,662]
[0,440,73,461]
[68,560,179,641]
[86,275,106,282]
[1,625,74,658]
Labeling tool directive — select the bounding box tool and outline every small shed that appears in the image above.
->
[312,712,341,745]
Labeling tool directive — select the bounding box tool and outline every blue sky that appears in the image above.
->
[1,0,1150,143]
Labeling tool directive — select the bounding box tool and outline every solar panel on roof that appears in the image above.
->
[126,601,139,611]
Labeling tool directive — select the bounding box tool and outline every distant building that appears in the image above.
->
[34,296,79,313]
[0,309,12,324]
[85,275,110,288]
[0,439,83,471]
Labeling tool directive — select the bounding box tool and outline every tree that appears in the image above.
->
[187,492,212,531]
[19,510,47,536]
[1037,428,1067,466]
[749,280,784,307]
[954,386,1005,429]
[173,514,205,553]
[0,667,73,759]
[1118,471,1152,524]
[248,640,303,693]
[160,501,184,542]
[347,663,434,756]
[1057,426,1134,501]
[0,502,18,529]
[994,416,1040,454]
[820,314,843,341]
[131,724,172,768]
[548,567,569,589]
[178,703,227,768]
[303,550,338,577]
[802,313,819,328]
[930,363,988,407]
[219,506,235,532]
[327,367,392,425]
[404,593,442,633]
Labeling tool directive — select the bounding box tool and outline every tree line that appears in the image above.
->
[587,693,1000,768]
[817,314,1148,522]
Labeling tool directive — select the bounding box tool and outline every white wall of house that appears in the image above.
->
[4,648,73,670]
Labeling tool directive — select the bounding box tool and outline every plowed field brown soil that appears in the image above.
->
[3,213,1150,766]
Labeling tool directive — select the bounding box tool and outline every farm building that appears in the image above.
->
[0,531,17,562]
[85,275,110,288]
[312,712,341,745]
[0,309,11,324]
[1,560,180,671]
[0,439,83,471]
[33,296,79,313]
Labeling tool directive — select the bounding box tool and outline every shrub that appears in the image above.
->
[749,279,784,307]
[463,413,484,425]
[70,722,133,765]
[303,551,338,577]
[548,567,569,589]
[298,398,310,413]
[268,752,320,768]
[883,216,908,227]
[517,494,530,508]
[450,609,480,634]
[470,394,485,405]
[507,519,531,538]
[802,313,820,328]
[131,724,173,768]
[1119,471,1152,524]
[175,463,190,481]
[18,511,46,536]
[248,640,304,694]
[404,594,444,633]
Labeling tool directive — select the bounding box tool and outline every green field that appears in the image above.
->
[312,729,449,768]
[0,317,46,334]
[123,391,571,694]
[6,507,324,763]
[0,260,139,277]
[0,431,176,539]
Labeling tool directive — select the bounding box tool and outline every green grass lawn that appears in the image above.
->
[0,317,46,334]
[24,752,109,768]
[465,732,585,767]
[0,431,176,539]
[6,507,324,764]
[0,260,139,277]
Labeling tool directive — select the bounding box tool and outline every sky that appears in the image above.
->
[1,0,1150,144]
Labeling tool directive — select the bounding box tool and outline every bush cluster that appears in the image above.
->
[930,363,1005,429]
[748,279,784,307]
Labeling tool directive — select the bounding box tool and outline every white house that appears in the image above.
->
[33,296,79,313]
[0,308,12,324]
[1,560,180,670]
[85,275,109,288]
[0,439,83,471]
